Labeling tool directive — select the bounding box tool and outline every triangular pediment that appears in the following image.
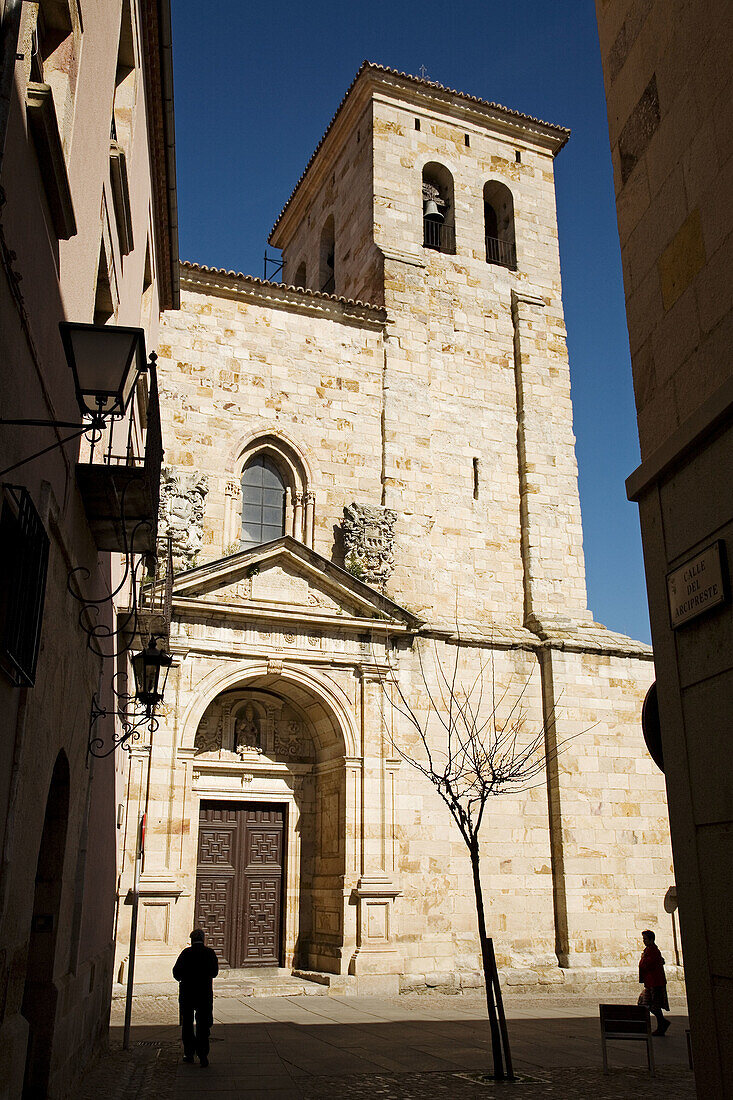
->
[170,536,418,627]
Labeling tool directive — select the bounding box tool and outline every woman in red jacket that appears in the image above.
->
[639,929,670,1035]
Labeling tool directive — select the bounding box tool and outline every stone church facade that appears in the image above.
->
[115,63,673,992]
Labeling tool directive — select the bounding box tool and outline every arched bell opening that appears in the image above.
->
[318,216,335,294]
[292,260,307,290]
[483,179,516,269]
[190,675,350,976]
[422,161,456,254]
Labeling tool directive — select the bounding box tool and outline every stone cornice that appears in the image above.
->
[171,596,413,635]
[417,621,653,660]
[270,60,570,249]
[626,373,733,501]
[180,261,387,328]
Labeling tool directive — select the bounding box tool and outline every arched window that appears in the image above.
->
[483,180,516,269]
[226,436,315,555]
[319,216,335,293]
[422,162,455,254]
[241,454,286,549]
[293,261,306,290]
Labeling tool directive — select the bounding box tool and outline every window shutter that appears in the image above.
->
[0,486,50,687]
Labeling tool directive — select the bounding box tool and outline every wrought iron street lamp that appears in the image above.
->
[131,635,172,710]
[59,321,146,420]
[0,321,149,478]
[87,635,172,758]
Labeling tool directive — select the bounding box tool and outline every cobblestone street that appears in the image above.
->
[74,990,695,1099]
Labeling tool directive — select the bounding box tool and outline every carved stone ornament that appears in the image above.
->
[342,503,397,589]
[158,467,209,570]
[194,714,222,755]
[275,717,305,761]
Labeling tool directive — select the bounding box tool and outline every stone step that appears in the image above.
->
[112,967,331,1000]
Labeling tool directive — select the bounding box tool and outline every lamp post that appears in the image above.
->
[122,636,171,1049]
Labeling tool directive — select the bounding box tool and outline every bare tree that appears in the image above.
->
[380,636,563,1082]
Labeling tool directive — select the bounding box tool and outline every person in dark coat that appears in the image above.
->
[639,929,670,1035]
[172,928,219,1066]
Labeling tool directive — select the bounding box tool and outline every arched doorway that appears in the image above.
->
[22,751,70,1099]
[188,670,352,975]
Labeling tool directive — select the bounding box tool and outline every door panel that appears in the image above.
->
[240,811,283,965]
[194,806,239,967]
[195,802,284,969]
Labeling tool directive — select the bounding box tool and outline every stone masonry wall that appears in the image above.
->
[371,94,589,626]
[541,646,668,967]
[390,641,558,982]
[157,276,386,567]
[144,73,675,991]
[280,101,383,306]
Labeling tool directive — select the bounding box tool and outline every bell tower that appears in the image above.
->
[270,62,592,632]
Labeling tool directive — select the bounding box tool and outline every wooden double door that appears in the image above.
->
[194,801,285,968]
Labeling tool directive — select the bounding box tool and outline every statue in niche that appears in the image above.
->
[234,704,261,757]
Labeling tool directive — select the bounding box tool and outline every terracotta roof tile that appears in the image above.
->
[179,260,386,314]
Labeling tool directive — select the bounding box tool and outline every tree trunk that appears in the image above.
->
[470,841,512,1079]
[486,933,514,1078]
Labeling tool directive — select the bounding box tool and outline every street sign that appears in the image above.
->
[666,540,728,628]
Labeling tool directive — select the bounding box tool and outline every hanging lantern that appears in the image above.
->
[59,321,146,419]
[131,636,172,709]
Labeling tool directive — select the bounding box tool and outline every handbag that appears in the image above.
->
[637,988,652,1007]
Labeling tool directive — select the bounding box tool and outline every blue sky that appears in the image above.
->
[170,0,651,644]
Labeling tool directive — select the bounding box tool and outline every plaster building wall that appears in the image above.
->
[0,1,177,1095]
[116,64,675,997]
[595,2,733,1095]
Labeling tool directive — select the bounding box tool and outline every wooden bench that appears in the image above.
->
[599,1003,655,1075]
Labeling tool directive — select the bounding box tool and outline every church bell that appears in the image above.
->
[423,198,443,221]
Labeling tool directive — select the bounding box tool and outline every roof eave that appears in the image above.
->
[140,0,180,311]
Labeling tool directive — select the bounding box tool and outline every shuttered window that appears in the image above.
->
[0,485,50,686]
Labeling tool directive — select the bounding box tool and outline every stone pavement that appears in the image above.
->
[75,990,695,1099]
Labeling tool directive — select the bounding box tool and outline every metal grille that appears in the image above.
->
[423,220,456,253]
[485,235,517,270]
[0,485,50,686]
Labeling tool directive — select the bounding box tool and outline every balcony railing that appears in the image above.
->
[485,235,517,270]
[76,358,163,554]
[423,219,456,254]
